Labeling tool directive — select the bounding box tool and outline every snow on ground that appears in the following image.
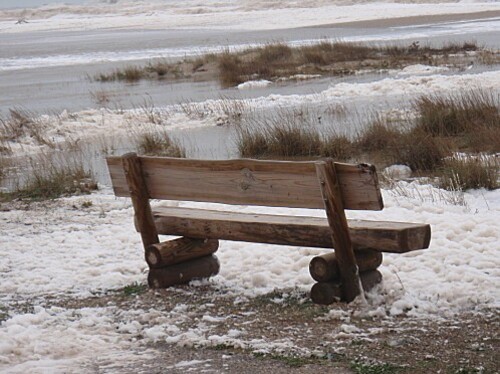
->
[0,183,499,370]
[0,1,499,34]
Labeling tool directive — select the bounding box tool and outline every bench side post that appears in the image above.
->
[122,152,160,250]
[315,160,362,302]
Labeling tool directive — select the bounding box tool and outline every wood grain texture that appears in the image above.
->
[121,153,159,249]
[148,254,220,289]
[146,238,219,268]
[106,156,383,211]
[316,160,361,302]
[309,249,383,282]
[149,207,431,252]
[310,270,383,305]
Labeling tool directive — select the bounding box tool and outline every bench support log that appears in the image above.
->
[146,237,219,268]
[311,270,382,305]
[122,152,159,250]
[309,249,382,282]
[148,255,220,288]
[315,160,361,302]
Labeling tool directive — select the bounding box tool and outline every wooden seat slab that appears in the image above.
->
[150,206,431,253]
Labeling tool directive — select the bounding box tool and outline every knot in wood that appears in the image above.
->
[239,168,256,191]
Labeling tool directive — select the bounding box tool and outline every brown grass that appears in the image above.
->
[0,109,52,147]
[414,90,500,137]
[1,153,97,202]
[136,130,186,158]
[216,41,484,87]
[440,156,499,191]
[94,41,492,87]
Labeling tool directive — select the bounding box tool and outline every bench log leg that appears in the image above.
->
[309,249,382,282]
[315,160,362,302]
[146,237,219,268]
[148,255,220,288]
[310,270,382,305]
[122,152,159,250]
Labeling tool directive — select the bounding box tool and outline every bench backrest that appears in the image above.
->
[106,156,383,211]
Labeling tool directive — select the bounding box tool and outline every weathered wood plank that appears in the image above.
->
[121,153,159,250]
[106,157,383,211]
[315,160,361,302]
[149,207,431,253]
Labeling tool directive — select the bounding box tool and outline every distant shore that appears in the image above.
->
[317,10,500,29]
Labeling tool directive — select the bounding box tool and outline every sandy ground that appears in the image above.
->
[319,9,500,29]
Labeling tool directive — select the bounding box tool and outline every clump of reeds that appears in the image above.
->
[414,90,499,137]
[2,153,97,202]
[0,109,52,146]
[136,130,186,158]
[94,60,184,83]
[440,156,499,191]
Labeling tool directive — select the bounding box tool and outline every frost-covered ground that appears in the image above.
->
[1,183,499,372]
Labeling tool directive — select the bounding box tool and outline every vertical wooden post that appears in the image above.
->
[122,153,159,250]
[315,159,361,302]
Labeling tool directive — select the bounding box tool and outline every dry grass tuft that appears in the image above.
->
[414,90,500,137]
[1,153,97,202]
[136,130,186,158]
[0,109,52,147]
[440,156,499,191]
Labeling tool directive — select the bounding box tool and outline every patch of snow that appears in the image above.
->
[396,64,450,76]
[383,165,412,179]
[237,80,272,90]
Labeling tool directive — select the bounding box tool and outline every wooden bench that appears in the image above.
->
[106,153,431,304]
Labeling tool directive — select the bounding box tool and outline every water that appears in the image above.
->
[0,0,88,9]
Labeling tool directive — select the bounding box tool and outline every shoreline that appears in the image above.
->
[311,10,500,29]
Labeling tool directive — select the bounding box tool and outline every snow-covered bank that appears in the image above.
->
[3,70,499,157]
[1,1,499,34]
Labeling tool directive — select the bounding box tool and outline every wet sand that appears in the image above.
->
[313,9,500,29]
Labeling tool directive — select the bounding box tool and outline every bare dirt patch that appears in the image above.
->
[37,284,500,373]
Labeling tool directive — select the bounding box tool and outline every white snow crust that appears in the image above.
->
[1,184,499,370]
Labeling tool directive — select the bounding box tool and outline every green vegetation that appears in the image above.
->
[122,282,147,296]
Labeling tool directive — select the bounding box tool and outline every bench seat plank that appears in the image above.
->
[150,207,431,253]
